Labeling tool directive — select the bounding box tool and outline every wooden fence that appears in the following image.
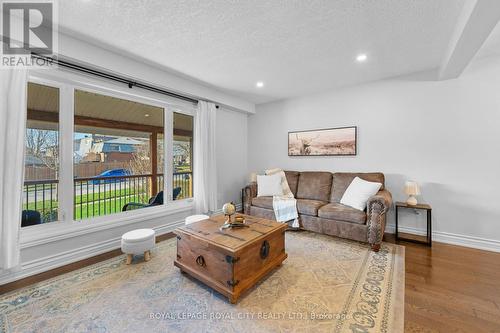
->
[24,161,130,181]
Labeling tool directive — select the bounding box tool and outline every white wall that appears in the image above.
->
[216,108,248,209]
[248,56,500,252]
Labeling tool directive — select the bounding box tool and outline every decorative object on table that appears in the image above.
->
[234,215,245,223]
[220,221,249,230]
[288,126,357,156]
[185,214,209,225]
[395,201,432,246]
[222,202,236,220]
[404,180,420,206]
[221,202,249,230]
[222,202,236,223]
[121,228,156,264]
[220,214,249,230]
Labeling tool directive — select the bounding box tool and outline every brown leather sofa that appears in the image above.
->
[243,171,392,251]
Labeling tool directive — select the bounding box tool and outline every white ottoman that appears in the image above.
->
[185,214,209,225]
[121,228,155,264]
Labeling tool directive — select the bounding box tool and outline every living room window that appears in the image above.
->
[21,71,196,228]
[73,89,165,220]
[22,83,60,226]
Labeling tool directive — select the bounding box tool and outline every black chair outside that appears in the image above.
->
[21,210,42,227]
[122,187,182,212]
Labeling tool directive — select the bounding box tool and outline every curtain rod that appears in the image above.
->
[31,53,201,105]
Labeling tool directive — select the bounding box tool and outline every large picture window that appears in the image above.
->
[73,90,165,220]
[21,73,195,228]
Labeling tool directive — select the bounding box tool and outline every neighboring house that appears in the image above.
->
[102,137,141,153]
[74,136,93,157]
[101,137,142,162]
[75,136,145,163]
[25,154,44,166]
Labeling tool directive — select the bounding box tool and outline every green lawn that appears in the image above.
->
[74,193,148,220]
[23,179,192,223]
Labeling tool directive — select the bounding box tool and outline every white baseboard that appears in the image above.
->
[0,219,185,286]
[386,224,500,253]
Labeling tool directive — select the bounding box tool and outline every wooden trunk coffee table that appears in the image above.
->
[174,214,288,304]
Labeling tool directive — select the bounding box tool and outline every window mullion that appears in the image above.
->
[58,85,74,222]
[164,107,173,203]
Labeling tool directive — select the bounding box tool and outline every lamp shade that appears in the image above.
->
[404,181,420,196]
[249,172,257,183]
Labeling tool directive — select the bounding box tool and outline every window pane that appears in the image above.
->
[23,83,60,226]
[73,90,164,220]
[173,112,193,200]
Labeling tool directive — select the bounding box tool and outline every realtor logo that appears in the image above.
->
[1,1,57,68]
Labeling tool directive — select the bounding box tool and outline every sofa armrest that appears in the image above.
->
[368,189,393,211]
[366,189,392,250]
[243,182,258,214]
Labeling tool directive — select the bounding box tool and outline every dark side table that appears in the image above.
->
[395,202,432,246]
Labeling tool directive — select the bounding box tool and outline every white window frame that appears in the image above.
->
[21,68,195,246]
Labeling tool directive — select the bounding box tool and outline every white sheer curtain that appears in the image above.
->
[193,101,218,214]
[0,69,27,270]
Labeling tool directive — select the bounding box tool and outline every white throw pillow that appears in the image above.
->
[257,174,283,197]
[340,177,382,211]
[265,168,293,197]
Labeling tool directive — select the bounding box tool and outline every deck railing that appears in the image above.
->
[23,179,59,223]
[173,171,192,200]
[73,174,153,220]
[23,171,192,224]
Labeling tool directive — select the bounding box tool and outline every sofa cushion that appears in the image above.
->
[318,202,367,224]
[296,172,333,202]
[330,173,385,202]
[257,174,283,197]
[296,199,328,216]
[340,177,382,211]
[284,171,300,197]
[251,196,273,209]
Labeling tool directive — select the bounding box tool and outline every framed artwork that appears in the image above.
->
[288,126,357,156]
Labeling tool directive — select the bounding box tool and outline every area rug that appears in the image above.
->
[0,231,404,333]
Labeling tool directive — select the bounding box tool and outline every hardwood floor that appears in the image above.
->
[385,234,500,333]
[2,232,500,333]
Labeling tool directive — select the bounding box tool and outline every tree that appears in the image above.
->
[128,142,151,175]
[25,128,59,173]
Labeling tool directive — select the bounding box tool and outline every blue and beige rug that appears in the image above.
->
[0,232,404,333]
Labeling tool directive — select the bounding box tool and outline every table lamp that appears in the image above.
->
[404,181,420,206]
[249,172,257,183]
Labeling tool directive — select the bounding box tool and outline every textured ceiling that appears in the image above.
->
[59,0,466,104]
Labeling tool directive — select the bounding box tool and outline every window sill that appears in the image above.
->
[20,199,194,249]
